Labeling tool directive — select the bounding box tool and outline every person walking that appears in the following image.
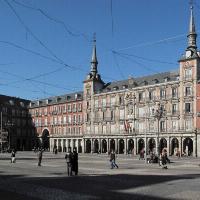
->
[72,148,78,175]
[37,148,43,166]
[11,149,16,163]
[65,147,73,176]
[110,150,119,169]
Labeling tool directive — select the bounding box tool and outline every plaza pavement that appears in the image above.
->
[0,151,200,200]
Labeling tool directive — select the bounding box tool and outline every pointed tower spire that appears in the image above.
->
[187,2,197,50]
[90,33,98,76]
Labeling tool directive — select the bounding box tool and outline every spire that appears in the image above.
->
[90,33,98,76]
[187,3,197,50]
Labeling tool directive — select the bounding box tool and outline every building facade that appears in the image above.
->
[29,92,83,152]
[3,6,200,156]
[0,95,35,151]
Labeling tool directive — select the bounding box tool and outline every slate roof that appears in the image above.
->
[98,70,179,94]
[0,94,30,109]
[30,91,83,108]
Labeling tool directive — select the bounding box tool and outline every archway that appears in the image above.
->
[171,138,179,155]
[110,139,115,152]
[102,139,107,153]
[183,137,193,156]
[118,139,124,154]
[148,138,156,153]
[160,138,167,153]
[93,139,99,153]
[86,139,91,153]
[128,139,134,154]
[138,139,144,154]
[42,129,50,150]
[78,140,82,153]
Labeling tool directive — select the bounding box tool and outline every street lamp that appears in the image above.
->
[152,104,166,162]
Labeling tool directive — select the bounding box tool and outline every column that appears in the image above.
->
[134,138,137,155]
[178,137,182,156]
[115,139,118,153]
[107,138,109,154]
[124,138,127,154]
[91,138,93,154]
[167,137,170,157]
[99,138,101,153]
[82,139,85,153]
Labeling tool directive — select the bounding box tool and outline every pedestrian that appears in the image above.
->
[110,149,118,169]
[38,148,43,166]
[11,149,16,163]
[139,148,145,160]
[72,148,78,175]
[65,147,73,176]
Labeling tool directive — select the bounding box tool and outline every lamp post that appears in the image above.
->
[152,104,166,162]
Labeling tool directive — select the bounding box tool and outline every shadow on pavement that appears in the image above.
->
[0,172,199,200]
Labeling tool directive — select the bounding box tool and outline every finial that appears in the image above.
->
[189,0,193,9]
[93,32,96,44]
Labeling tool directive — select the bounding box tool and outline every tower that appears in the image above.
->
[179,4,200,157]
[83,36,104,146]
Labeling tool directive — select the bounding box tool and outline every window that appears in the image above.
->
[94,99,99,108]
[111,96,115,106]
[160,121,165,132]
[138,92,144,101]
[111,110,114,120]
[94,126,98,134]
[185,87,192,96]
[138,107,145,117]
[185,103,191,113]
[72,104,76,112]
[149,91,153,100]
[63,116,66,124]
[172,104,177,114]
[44,118,48,126]
[185,68,192,80]
[172,120,178,131]
[67,104,71,112]
[185,119,192,130]
[119,109,125,120]
[160,89,166,99]
[102,98,106,107]
[172,88,177,98]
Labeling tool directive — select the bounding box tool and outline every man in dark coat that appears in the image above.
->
[65,147,73,176]
[72,148,78,175]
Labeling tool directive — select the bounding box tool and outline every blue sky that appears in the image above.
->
[0,0,199,100]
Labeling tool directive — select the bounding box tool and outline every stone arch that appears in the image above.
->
[171,138,179,155]
[41,129,50,150]
[138,138,144,154]
[102,139,107,153]
[148,138,156,153]
[93,139,99,153]
[85,139,91,153]
[183,137,193,156]
[128,139,134,154]
[160,138,167,153]
[110,139,115,152]
[118,139,124,154]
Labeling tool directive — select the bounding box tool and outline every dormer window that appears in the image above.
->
[122,85,128,89]
[113,86,119,90]
[154,79,159,84]
[20,102,25,107]
[164,77,169,82]
[9,100,14,106]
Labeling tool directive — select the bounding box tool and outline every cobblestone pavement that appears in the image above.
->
[0,152,200,200]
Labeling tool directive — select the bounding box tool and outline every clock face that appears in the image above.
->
[186,50,192,58]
